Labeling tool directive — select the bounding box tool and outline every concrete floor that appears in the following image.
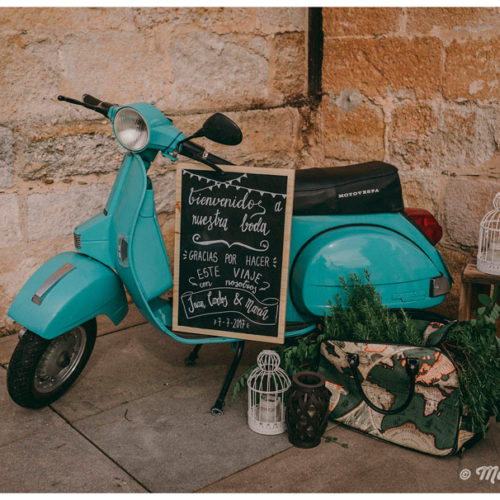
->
[0,308,498,493]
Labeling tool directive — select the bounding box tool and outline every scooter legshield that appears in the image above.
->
[8,252,128,339]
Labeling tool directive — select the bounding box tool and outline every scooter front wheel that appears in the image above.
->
[7,319,96,408]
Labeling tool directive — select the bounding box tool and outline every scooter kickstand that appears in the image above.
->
[210,341,245,416]
[184,344,202,366]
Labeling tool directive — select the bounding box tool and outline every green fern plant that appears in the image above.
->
[440,287,500,436]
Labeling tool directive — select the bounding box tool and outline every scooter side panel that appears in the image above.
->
[8,252,128,339]
[286,214,451,320]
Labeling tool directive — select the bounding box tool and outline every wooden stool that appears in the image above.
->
[458,257,500,323]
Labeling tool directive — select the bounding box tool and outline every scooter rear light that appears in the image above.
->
[404,208,443,246]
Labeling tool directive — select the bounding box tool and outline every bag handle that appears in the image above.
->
[347,353,419,416]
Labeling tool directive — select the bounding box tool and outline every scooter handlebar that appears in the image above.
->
[82,94,115,113]
[179,140,234,166]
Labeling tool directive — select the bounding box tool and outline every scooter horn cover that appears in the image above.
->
[293,161,404,216]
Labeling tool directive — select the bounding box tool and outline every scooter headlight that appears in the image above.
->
[113,107,150,152]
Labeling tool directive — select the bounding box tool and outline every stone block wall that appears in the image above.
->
[0,7,499,332]
[321,7,500,315]
[0,7,310,332]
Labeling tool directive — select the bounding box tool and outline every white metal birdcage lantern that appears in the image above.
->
[478,192,500,276]
[247,350,291,435]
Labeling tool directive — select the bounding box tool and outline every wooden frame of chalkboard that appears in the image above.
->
[172,164,294,344]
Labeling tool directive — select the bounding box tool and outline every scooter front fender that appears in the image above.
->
[8,252,128,339]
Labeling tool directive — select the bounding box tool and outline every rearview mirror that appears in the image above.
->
[196,113,243,146]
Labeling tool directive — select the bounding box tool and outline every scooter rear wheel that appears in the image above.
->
[7,319,96,409]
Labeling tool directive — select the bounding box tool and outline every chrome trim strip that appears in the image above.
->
[32,263,76,305]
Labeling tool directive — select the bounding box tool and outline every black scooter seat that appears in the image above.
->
[293,161,404,216]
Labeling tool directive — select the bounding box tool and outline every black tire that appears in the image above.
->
[7,319,97,409]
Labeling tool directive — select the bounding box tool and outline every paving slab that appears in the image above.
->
[0,368,64,448]
[0,423,146,493]
[74,369,294,493]
[0,323,274,493]
[3,321,497,494]
[51,323,270,422]
[200,421,500,493]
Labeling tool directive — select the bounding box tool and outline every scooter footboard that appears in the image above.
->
[8,252,128,339]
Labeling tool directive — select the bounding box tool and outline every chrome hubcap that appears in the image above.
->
[34,326,87,393]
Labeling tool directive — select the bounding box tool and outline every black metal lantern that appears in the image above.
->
[285,371,331,448]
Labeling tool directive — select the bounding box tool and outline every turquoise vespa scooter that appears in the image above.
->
[7,94,452,414]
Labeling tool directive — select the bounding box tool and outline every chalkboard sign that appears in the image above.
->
[173,165,294,344]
